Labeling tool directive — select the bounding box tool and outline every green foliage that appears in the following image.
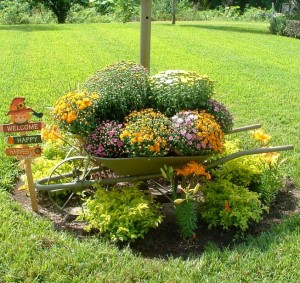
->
[252,161,284,206]
[269,15,288,35]
[0,0,31,24]
[84,61,150,122]
[211,154,264,188]
[115,0,139,23]
[284,20,300,39]
[149,70,214,117]
[175,200,198,239]
[33,0,88,23]
[79,185,163,242]
[66,4,112,23]
[200,179,266,231]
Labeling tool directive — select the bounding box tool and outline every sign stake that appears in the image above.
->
[24,158,38,212]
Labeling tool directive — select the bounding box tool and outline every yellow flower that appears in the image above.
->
[251,129,271,145]
[263,152,279,164]
[174,199,185,205]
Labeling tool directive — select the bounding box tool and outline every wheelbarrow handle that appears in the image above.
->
[227,124,261,134]
[206,145,294,170]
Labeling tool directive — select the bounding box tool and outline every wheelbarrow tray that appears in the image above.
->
[93,155,209,176]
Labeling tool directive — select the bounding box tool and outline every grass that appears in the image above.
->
[0,190,299,282]
[0,21,300,281]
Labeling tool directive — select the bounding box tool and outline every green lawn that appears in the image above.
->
[0,21,300,281]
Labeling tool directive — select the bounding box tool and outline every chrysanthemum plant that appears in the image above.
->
[84,61,150,122]
[85,120,126,158]
[120,109,173,157]
[170,110,225,156]
[149,70,214,116]
[52,90,99,137]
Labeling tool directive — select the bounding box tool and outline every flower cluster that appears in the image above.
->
[52,91,99,136]
[203,99,233,133]
[170,110,225,156]
[85,120,125,158]
[120,109,172,157]
[84,61,149,122]
[149,70,214,116]
[251,129,271,146]
[41,124,62,142]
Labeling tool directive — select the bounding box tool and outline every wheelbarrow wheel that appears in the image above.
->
[46,156,100,214]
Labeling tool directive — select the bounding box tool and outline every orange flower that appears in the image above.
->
[186,161,211,179]
[175,166,192,177]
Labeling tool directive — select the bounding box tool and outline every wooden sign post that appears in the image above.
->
[0,97,43,213]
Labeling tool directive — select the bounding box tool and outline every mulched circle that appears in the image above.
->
[11,178,300,259]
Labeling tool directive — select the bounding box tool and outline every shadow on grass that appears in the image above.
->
[177,23,270,35]
[0,24,66,32]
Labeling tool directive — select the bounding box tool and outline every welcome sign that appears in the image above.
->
[0,97,44,212]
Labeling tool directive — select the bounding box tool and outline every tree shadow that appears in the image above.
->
[0,25,67,32]
[177,23,270,35]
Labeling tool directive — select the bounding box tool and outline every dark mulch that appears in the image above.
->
[11,179,300,259]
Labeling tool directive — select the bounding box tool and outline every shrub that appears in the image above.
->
[120,109,172,157]
[200,178,266,231]
[211,154,264,188]
[241,6,272,22]
[0,0,30,24]
[269,15,287,35]
[84,61,149,122]
[149,70,214,117]
[52,90,100,136]
[284,20,300,39]
[170,110,225,156]
[203,99,233,133]
[79,185,163,242]
[84,120,126,158]
[252,152,284,206]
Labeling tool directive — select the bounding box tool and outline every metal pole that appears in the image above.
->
[140,0,152,71]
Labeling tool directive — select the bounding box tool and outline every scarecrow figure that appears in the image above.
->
[7,97,43,124]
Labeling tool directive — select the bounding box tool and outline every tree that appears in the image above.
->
[32,0,88,23]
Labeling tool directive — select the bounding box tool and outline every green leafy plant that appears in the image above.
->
[161,162,211,239]
[253,153,284,206]
[120,109,172,157]
[269,15,288,35]
[200,178,267,231]
[79,184,163,242]
[149,70,214,117]
[84,61,149,122]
